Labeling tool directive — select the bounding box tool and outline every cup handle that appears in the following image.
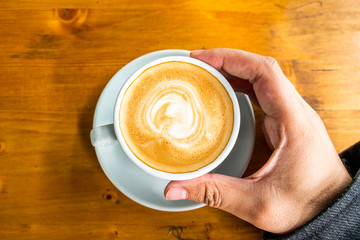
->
[90,124,118,147]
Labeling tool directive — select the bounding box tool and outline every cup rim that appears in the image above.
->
[114,56,240,180]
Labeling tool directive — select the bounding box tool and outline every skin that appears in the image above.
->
[164,48,352,234]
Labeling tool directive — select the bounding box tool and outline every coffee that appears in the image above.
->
[119,61,234,173]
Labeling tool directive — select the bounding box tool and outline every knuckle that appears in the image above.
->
[254,55,281,82]
[202,181,223,208]
[263,56,278,69]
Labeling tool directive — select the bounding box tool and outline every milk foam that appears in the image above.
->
[119,61,234,173]
[138,80,205,148]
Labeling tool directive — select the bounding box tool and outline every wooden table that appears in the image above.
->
[1,0,359,239]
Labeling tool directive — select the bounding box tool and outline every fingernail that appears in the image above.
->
[190,50,204,57]
[166,187,187,200]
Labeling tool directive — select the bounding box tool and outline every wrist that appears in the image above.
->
[292,156,352,234]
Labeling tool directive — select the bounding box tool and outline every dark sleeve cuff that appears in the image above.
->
[263,141,360,240]
[339,141,360,178]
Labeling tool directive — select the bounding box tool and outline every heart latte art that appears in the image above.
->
[119,61,234,173]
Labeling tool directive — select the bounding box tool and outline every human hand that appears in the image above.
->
[164,48,352,234]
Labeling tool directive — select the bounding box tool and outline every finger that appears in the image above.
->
[218,69,260,106]
[191,48,299,118]
[218,69,252,92]
[164,174,256,222]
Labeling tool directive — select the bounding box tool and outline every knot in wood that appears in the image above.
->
[102,189,120,204]
[54,8,88,32]
[57,9,81,22]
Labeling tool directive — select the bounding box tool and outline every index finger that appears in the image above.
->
[191,48,299,118]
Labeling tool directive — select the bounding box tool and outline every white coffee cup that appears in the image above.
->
[91,56,240,180]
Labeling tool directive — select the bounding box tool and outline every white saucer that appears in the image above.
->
[92,49,255,212]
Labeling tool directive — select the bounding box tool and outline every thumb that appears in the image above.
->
[164,173,256,219]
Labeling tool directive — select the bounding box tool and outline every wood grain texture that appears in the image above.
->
[0,0,359,239]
